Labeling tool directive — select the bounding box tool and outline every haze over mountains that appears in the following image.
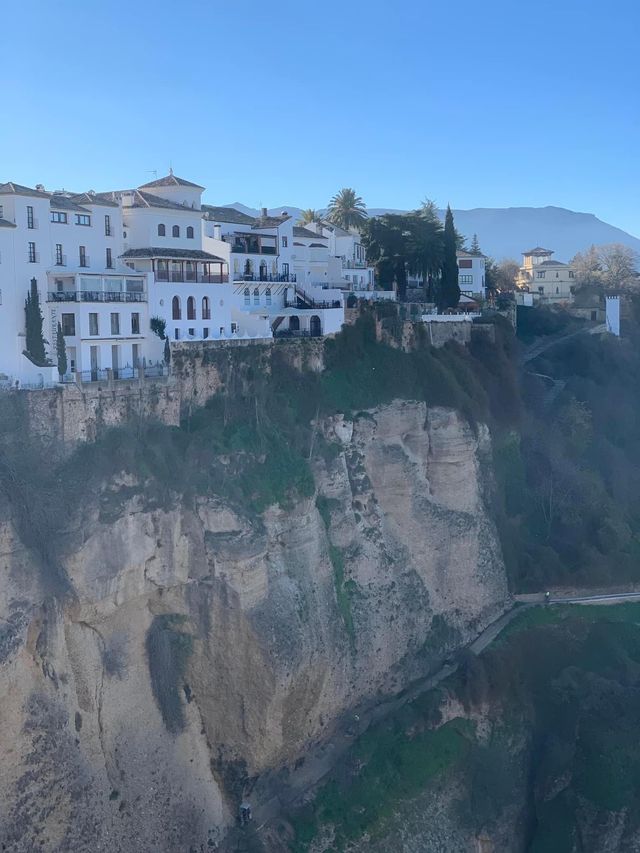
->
[226,203,640,262]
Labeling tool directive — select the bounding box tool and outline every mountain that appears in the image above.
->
[219,203,640,262]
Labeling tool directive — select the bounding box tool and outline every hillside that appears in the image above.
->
[223,202,640,262]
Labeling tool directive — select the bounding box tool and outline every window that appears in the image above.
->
[172,225,180,238]
[89,313,99,335]
[61,313,75,336]
[75,214,91,226]
[106,248,113,269]
[265,287,272,306]
[459,274,474,285]
[556,287,559,294]
[27,206,34,229]
[202,296,211,319]
[282,236,288,248]
[131,313,140,335]
[536,271,546,279]
[188,328,195,336]
[51,211,68,224]
[187,296,196,320]
[186,226,194,239]
[458,259,472,269]
[569,270,575,279]
[231,322,238,334]
[104,214,111,236]
[172,295,181,320]
[28,242,36,263]
[244,287,250,306]
[174,328,180,340]
[79,246,87,267]
[55,244,64,265]
[158,223,166,236]
[110,313,120,335]
[203,327,209,339]
[253,287,259,305]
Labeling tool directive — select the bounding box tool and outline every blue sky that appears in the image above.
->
[2,0,638,235]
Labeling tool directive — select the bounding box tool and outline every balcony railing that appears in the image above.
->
[55,255,67,267]
[233,273,296,283]
[28,252,40,263]
[47,291,147,303]
[274,329,322,339]
[285,297,341,310]
[231,245,277,255]
[79,256,90,268]
[155,271,228,283]
[77,364,167,383]
[343,260,367,269]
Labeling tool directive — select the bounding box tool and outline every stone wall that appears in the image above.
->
[19,338,326,448]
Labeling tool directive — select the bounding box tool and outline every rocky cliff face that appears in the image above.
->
[0,401,509,851]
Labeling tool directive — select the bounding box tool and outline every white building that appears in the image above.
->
[516,247,575,304]
[0,181,152,384]
[456,250,486,298]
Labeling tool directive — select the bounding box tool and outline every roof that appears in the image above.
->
[202,205,256,225]
[293,226,328,240]
[457,250,485,259]
[0,181,49,198]
[252,215,290,228]
[319,220,350,237]
[523,246,554,256]
[70,192,119,208]
[138,173,204,190]
[95,190,196,211]
[49,194,92,213]
[0,218,16,228]
[538,259,570,267]
[309,242,328,248]
[120,247,226,262]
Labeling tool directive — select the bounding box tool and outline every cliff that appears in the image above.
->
[0,398,509,852]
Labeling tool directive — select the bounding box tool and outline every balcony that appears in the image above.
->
[54,255,67,267]
[155,271,228,283]
[27,252,40,263]
[47,291,147,303]
[79,256,90,268]
[343,260,367,269]
[285,297,341,310]
[233,273,296,283]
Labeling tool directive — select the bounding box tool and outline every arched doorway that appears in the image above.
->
[289,316,300,332]
[310,315,321,337]
[259,261,267,281]
[187,296,196,320]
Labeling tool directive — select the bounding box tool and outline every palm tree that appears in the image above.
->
[298,209,321,225]
[326,188,368,231]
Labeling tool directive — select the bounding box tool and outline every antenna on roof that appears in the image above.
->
[169,163,173,177]
[146,170,158,180]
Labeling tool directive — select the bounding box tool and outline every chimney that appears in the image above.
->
[213,224,221,240]
[262,207,268,219]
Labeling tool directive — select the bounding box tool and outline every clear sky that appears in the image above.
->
[2,0,638,235]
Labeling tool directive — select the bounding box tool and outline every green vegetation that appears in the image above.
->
[149,316,167,339]
[56,323,67,379]
[145,614,194,734]
[291,718,474,850]
[326,188,367,231]
[439,205,460,310]
[24,279,48,365]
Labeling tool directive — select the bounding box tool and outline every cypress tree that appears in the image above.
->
[438,206,461,311]
[56,323,67,379]
[25,278,47,363]
[470,233,482,255]
[164,337,171,366]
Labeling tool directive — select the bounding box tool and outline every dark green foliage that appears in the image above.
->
[56,323,67,379]
[163,337,171,366]
[145,614,193,734]
[24,279,47,364]
[150,316,167,339]
[437,206,460,311]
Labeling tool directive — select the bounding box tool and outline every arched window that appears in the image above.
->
[289,316,300,331]
[202,296,211,320]
[172,225,180,237]
[265,287,272,306]
[187,296,196,320]
[158,224,166,236]
[172,295,181,320]
[244,287,250,306]
[259,261,267,281]
[253,287,260,305]
[310,315,322,337]
[186,226,194,239]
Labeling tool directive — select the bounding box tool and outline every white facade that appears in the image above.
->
[456,251,486,297]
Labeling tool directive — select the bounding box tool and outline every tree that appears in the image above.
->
[299,209,321,225]
[361,214,409,298]
[24,279,47,363]
[405,211,444,301]
[164,337,171,367]
[437,206,460,311]
[150,316,167,339]
[495,259,520,292]
[56,323,67,380]
[469,233,482,256]
[326,188,368,231]
[572,243,639,290]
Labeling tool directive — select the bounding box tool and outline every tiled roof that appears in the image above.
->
[138,173,204,190]
[202,205,256,225]
[252,215,290,228]
[70,192,119,208]
[120,247,225,261]
[0,218,16,228]
[523,246,553,256]
[457,250,485,259]
[538,260,570,267]
[309,242,328,248]
[0,181,49,198]
[95,190,195,211]
[293,226,327,240]
[49,194,92,213]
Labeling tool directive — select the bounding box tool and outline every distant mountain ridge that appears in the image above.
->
[222,202,640,262]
